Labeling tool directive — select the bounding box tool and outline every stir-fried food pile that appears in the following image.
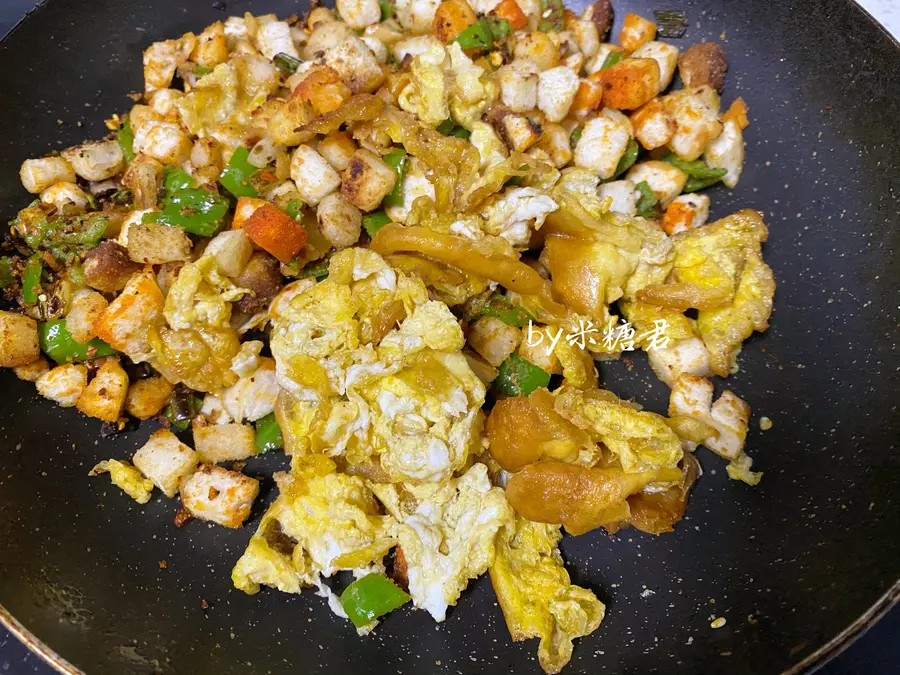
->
[0,1,773,671]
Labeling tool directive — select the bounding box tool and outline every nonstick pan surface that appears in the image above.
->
[0,1,898,673]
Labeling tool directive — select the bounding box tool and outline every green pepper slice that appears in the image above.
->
[285,199,304,221]
[382,148,408,208]
[340,573,410,628]
[22,255,42,305]
[39,320,115,364]
[493,353,551,397]
[634,180,661,218]
[362,210,392,238]
[600,51,624,70]
[473,294,534,328]
[614,139,640,177]
[117,118,135,162]
[219,147,260,198]
[254,413,284,454]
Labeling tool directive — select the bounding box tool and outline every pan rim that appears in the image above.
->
[0,0,897,673]
[2,578,898,674]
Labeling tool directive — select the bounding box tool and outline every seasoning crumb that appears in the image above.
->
[200,599,209,610]
[759,416,773,431]
[158,560,167,569]
[711,617,727,629]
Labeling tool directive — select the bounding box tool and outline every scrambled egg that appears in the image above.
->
[554,387,683,474]
[370,463,513,621]
[232,455,395,595]
[490,516,605,674]
[89,459,154,504]
[271,248,486,482]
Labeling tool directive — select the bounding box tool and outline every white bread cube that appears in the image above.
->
[393,35,443,64]
[536,123,573,169]
[40,181,90,213]
[127,221,192,265]
[496,61,539,113]
[14,357,50,382]
[149,88,185,118]
[662,87,723,161]
[180,464,260,528]
[76,359,129,422]
[92,270,165,364]
[648,337,712,387]
[468,316,522,367]
[232,196,269,229]
[598,180,638,216]
[254,21,299,60]
[496,112,542,153]
[316,192,362,248]
[191,21,229,68]
[125,376,174,420]
[62,140,126,182]
[340,149,396,212]
[66,290,108,344]
[625,160,687,208]
[337,0,381,30]
[0,311,40,367]
[36,364,88,407]
[631,98,676,150]
[204,229,253,277]
[537,66,580,123]
[133,429,200,498]
[574,108,633,179]
[318,131,358,172]
[704,119,744,188]
[193,423,257,463]
[143,33,196,93]
[631,41,679,92]
[20,156,76,194]
[322,37,385,94]
[290,145,342,206]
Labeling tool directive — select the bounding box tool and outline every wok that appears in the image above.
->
[0,0,898,673]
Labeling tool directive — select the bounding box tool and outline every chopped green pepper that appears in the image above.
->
[538,0,565,32]
[22,255,43,306]
[39,320,115,364]
[634,180,661,218]
[569,127,583,149]
[660,154,727,180]
[165,387,203,431]
[472,294,534,328]
[340,573,410,628]
[379,0,393,20]
[117,118,135,162]
[683,175,724,193]
[452,17,510,51]
[363,210,392,238]
[601,51,625,70]
[0,257,15,289]
[219,147,260,198]
[382,148,408,208]
[273,52,302,73]
[144,189,230,237]
[193,64,212,76]
[254,413,284,454]
[285,199,304,221]
[614,139,640,177]
[493,353,551,397]
[164,166,194,193]
[300,259,330,280]
[436,119,456,135]
[14,205,109,261]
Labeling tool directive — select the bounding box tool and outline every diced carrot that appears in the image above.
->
[490,0,528,30]
[569,79,604,119]
[292,66,352,116]
[433,0,478,43]
[619,12,656,52]
[242,203,308,263]
[596,57,659,110]
[723,97,750,130]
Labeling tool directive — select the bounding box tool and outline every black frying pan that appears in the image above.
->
[1,0,898,673]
